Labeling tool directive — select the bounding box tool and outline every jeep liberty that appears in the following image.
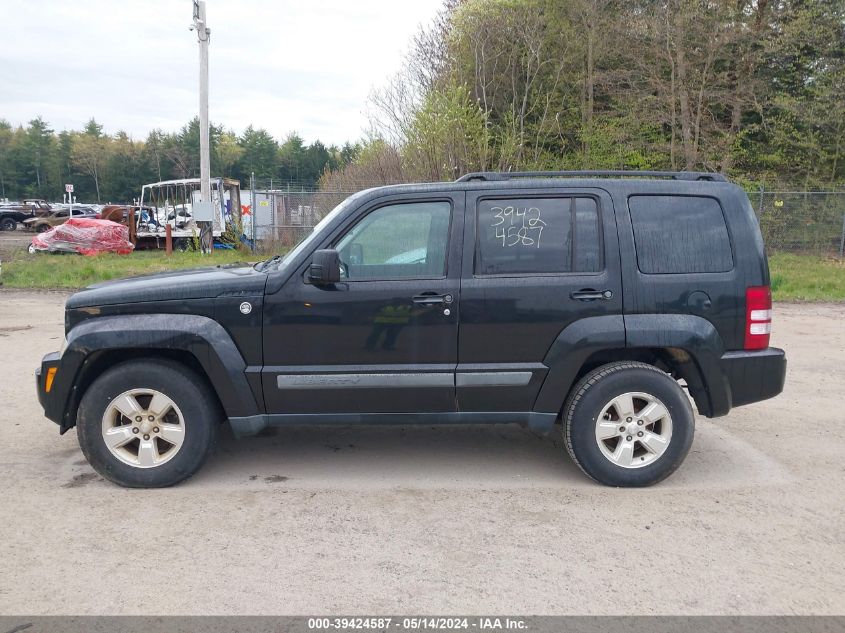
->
[36,171,787,488]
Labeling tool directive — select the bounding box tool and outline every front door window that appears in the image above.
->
[335,201,451,280]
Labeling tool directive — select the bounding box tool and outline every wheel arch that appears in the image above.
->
[63,349,226,433]
[54,313,263,432]
[561,346,713,417]
[535,313,729,418]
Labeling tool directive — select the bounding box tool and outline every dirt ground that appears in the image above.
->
[0,290,842,615]
[0,228,34,260]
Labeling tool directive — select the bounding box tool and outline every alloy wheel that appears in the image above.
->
[101,388,186,468]
[594,391,673,469]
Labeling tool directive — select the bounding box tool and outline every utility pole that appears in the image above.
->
[250,171,257,252]
[192,0,212,254]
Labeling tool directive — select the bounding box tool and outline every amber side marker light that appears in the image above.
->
[45,367,57,393]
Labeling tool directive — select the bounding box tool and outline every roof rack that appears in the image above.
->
[455,170,728,183]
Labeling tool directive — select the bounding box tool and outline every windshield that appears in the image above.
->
[255,191,367,272]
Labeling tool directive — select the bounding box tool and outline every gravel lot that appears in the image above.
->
[0,290,842,615]
[0,227,33,257]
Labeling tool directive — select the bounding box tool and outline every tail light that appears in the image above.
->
[745,286,772,350]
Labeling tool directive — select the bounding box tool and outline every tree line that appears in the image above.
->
[322,0,845,191]
[0,117,360,203]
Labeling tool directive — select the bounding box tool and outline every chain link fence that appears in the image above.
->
[242,189,349,252]
[752,190,845,257]
[242,186,845,258]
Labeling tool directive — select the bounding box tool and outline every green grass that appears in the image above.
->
[1,244,843,301]
[1,249,255,289]
[769,253,845,301]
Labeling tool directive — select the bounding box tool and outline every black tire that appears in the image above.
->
[76,359,220,488]
[35,224,51,233]
[563,361,695,487]
[0,217,16,231]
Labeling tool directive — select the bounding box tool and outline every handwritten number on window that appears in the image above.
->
[490,205,545,248]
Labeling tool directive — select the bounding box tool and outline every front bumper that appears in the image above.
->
[36,351,66,429]
[719,347,787,410]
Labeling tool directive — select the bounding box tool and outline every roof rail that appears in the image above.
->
[455,170,728,183]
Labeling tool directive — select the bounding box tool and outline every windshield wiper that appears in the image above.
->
[254,254,283,272]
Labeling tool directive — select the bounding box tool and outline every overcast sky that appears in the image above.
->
[0,0,442,146]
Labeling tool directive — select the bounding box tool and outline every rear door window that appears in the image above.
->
[475,197,601,275]
[628,195,733,274]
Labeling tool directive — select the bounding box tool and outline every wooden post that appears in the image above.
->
[165,224,173,256]
[839,212,845,259]
[128,207,137,246]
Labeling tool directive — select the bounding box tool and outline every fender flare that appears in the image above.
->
[534,315,626,413]
[534,313,729,417]
[56,314,261,428]
[624,313,729,416]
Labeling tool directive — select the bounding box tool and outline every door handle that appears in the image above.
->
[412,293,451,305]
[571,289,613,301]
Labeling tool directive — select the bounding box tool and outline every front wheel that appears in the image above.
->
[563,361,694,487]
[76,359,220,488]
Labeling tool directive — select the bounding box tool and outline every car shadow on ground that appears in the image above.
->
[186,418,789,490]
[202,422,582,488]
[49,417,789,491]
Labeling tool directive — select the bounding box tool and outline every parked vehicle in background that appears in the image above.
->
[98,203,196,250]
[129,177,243,249]
[0,198,56,230]
[36,171,786,488]
[99,205,130,223]
[0,207,34,231]
[23,207,98,233]
[100,204,155,225]
[29,217,134,255]
[0,199,53,216]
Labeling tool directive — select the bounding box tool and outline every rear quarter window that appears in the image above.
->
[628,195,733,274]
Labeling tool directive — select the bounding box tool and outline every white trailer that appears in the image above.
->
[134,177,242,248]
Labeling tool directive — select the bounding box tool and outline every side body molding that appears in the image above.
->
[534,315,626,413]
[58,314,261,429]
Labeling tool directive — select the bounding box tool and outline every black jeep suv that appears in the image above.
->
[36,171,786,488]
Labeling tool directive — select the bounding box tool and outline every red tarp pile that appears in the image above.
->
[31,217,134,255]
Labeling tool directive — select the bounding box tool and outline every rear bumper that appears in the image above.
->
[36,351,65,428]
[719,347,786,410]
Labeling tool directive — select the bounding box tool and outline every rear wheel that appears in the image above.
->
[0,217,16,231]
[76,359,220,488]
[35,224,51,233]
[563,361,694,487]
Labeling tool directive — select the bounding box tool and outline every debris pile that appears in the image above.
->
[30,217,134,255]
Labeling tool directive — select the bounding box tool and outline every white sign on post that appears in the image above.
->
[65,184,74,193]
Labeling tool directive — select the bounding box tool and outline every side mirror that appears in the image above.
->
[308,249,341,285]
